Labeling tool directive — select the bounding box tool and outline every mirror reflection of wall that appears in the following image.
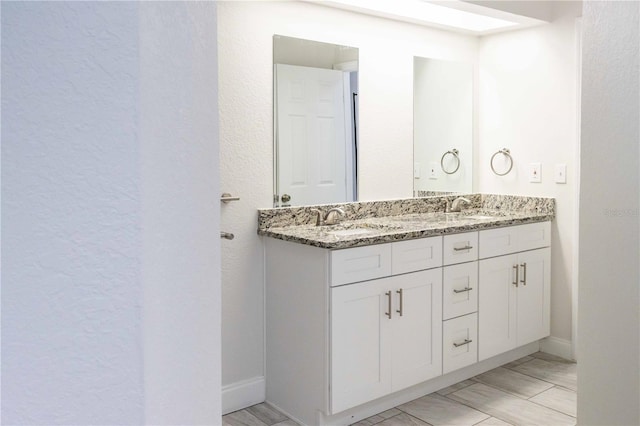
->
[413,57,473,196]
[273,35,359,207]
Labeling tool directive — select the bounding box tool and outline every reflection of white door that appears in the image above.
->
[275,64,350,206]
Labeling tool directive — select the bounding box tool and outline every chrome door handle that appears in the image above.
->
[385,291,392,319]
[453,245,473,251]
[513,264,519,287]
[220,232,235,240]
[520,262,527,285]
[453,287,473,293]
[220,193,240,203]
[453,339,473,347]
[396,289,403,316]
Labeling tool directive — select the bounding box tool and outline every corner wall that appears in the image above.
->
[578,1,639,424]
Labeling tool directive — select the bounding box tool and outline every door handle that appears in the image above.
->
[512,264,519,287]
[220,232,235,240]
[220,193,240,203]
[520,262,527,285]
[453,287,473,294]
[396,289,403,316]
[453,339,473,348]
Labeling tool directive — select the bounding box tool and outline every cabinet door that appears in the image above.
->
[331,278,392,413]
[391,269,442,391]
[516,248,551,346]
[478,254,517,361]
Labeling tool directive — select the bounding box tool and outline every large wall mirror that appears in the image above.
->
[273,35,359,207]
[413,57,473,196]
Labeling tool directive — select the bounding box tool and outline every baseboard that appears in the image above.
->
[539,336,573,360]
[222,376,265,415]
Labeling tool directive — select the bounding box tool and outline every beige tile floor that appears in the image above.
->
[222,352,577,426]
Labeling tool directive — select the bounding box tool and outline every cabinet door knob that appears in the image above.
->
[520,262,527,285]
[512,264,519,287]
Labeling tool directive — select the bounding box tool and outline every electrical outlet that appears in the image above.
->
[529,163,541,183]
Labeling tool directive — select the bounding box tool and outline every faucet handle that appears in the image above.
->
[310,208,324,226]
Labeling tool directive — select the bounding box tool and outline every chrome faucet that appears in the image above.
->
[310,207,346,226]
[446,197,471,213]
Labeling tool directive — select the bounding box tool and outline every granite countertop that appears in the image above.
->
[259,208,553,249]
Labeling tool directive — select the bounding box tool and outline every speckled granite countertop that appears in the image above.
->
[259,207,553,249]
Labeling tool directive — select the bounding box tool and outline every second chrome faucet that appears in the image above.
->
[310,207,346,226]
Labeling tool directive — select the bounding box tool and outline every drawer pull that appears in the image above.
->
[453,287,473,294]
[453,339,473,348]
[520,262,527,286]
[453,245,473,252]
[513,264,519,287]
[396,288,404,316]
[385,291,392,319]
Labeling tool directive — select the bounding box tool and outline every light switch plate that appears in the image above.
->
[555,163,567,184]
[529,162,542,183]
[428,162,438,180]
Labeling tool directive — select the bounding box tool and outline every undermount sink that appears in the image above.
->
[327,228,376,237]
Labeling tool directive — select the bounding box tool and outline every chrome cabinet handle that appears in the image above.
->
[220,232,235,240]
[396,289,403,316]
[513,264,519,287]
[453,245,473,251]
[520,262,527,285]
[453,339,473,348]
[453,287,473,294]
[385,291,392,319]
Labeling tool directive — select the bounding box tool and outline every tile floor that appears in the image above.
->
[222,352,577,426]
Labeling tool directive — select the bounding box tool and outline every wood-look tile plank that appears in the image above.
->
[436,379,476,395]
[223,409,270,426]
[379,408,403,419]
[473,367,554,398]
[398,393,490,425]
[511,358,577,391]
[376,412,432,425]
[448,383,575,426]
[474,417,513,425]
[247,403,289,425]
[529,386,577,417]
[501,356,534,370]
[273,420,300,426]
[530,352,575,364]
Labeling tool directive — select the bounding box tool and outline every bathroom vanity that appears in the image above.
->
[259,194,553,426]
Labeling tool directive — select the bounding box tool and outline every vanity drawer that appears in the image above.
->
[479,221,550,259]
[443,232,478,266]
[443,313,478,374]
[331,244,392,286]
[391,236,443,275]
[443,262,478,320]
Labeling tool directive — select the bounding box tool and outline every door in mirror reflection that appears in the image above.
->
[275,64,354,206]
[273,35,358,207]
[413,57,473,196]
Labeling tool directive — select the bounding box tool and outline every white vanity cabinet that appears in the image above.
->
[331,268,442,413]
[478,222,551,361]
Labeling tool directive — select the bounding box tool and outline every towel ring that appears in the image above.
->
[440,149,460,175]
[490,148,513,176]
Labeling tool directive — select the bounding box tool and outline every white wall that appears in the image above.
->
[2,2,221,423]
[217,0,478,411]
[477,1,582,351]
[578,1,639,424]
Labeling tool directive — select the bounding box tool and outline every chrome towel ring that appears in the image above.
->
[490,148,513,176]
[440,149,461,175]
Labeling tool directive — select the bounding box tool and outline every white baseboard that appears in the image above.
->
[539,336,574,360]
[222,376,265,415]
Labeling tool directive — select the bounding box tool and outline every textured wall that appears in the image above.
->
[2,3,144,424]
[578,1,639,424]
[2,2,222,424]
